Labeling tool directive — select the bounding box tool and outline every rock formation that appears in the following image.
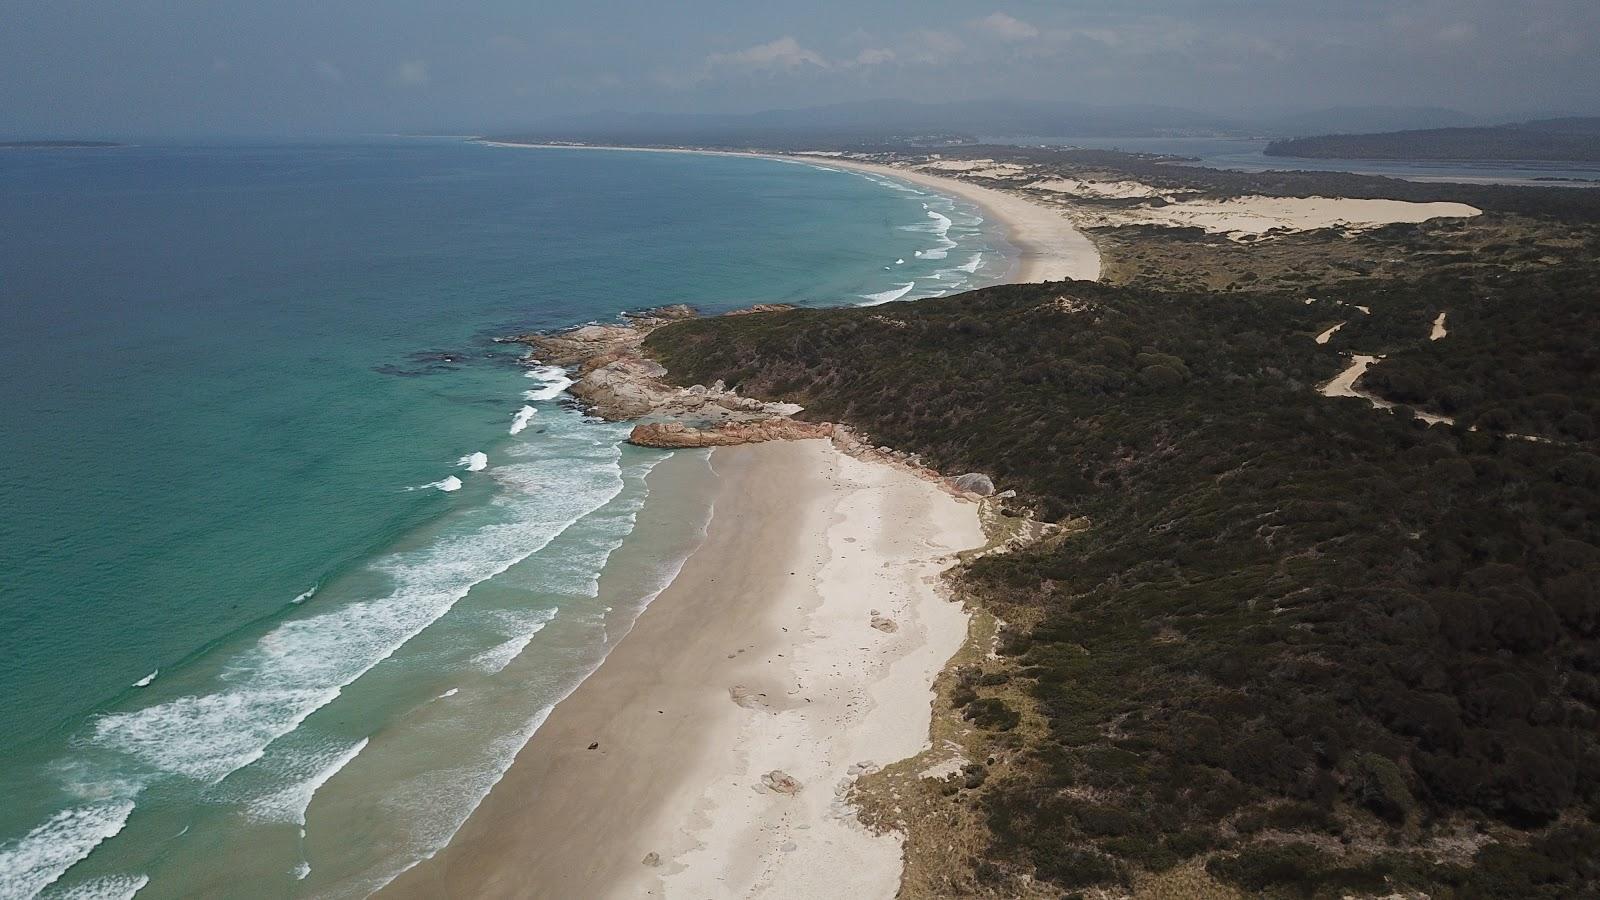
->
[506,306,1017,506]
[506,304,820,446]
[761,770,803,795]
[629,420,833,448]
[952,473,996,496]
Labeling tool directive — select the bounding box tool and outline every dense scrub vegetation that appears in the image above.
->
[1333,267,1600,442]
[1094,213,1600,294]
[1265,118,1600,163]
[646,275,1600,897]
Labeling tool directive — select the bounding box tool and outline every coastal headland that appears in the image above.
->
[392,138,1600,898]
[385,144,1074,898]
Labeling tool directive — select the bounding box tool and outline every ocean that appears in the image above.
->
[0,139,1006,898]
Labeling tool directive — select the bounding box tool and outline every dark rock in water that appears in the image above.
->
[953,473,996,496]
[408,350,468,364]
[372,363,460,377]
[587,741,599,750]
[373,349,475,376]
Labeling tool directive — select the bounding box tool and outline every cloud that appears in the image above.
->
[974,12,1039,41]
[392,60,429,86]
[708,36,829,70]
[1435,22,1477,44]
[314,60,344,84]
[852,47,896,67]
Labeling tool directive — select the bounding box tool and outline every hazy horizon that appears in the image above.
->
[4,1,1600,139]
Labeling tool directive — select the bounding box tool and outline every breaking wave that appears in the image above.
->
[860,282,916,305]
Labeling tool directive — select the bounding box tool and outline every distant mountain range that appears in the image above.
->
[1251,106,1485,136]
[0,139,122,148]
[485,101,1583,148]
[488,100,1241,148]
[1265,118,1600,163]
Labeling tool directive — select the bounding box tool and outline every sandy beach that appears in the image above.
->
[384,440,984,898]
[788,156,1102,283]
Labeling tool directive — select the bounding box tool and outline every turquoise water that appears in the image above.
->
[0,140,1005,897]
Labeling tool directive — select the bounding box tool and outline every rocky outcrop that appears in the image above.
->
[628,419,833,448]
[506,304,823,446]
[724,303,796,316]
[952,473,996,496]
[503,305,696,370]
[568,358,773,421]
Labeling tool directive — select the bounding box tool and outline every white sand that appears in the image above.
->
[384,441,984,899]
[1025,177,1167,199]
[1077,195,1481,240]
[793,157,1102,283]
[639,443,984,899]
[1431,312,1449,340]
[1314,322,1345,345]
[916,159,1021,174]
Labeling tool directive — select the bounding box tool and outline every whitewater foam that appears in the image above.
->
[369,453,707,895]
[458,452,488,473]
[246,738,369,827]
[291,586,317,605]
[0,801,136,899]
[522,366,574,402]
[433,476,463,493]
[87,423,631,792]
[861,282,916,305]
[958,252,984,273]
[508,406,536,435]
[44,873,150,899]
[470,609,557,675]
[132,671,157,688]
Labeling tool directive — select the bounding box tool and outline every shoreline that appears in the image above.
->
[384,439,985,898]
[784,154,1102,283]
[475,140,1102,285]
[380,138,1037,898]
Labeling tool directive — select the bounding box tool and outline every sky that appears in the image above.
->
[3,0,1598,137]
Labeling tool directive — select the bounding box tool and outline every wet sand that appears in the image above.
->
[383,440,983,898]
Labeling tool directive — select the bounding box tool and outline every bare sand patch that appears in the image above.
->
[1085,195,1481,240]
[1024,177,1168,199]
